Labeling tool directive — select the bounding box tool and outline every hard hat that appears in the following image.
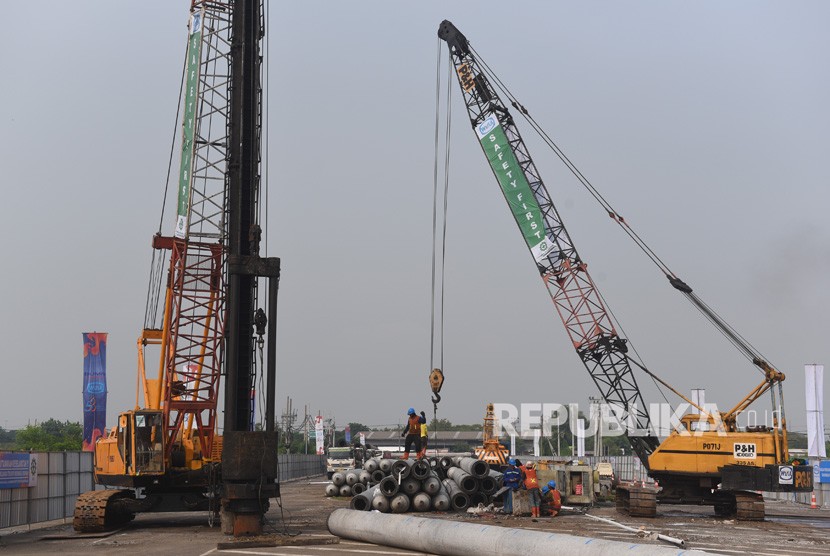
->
[525,462,534,469]
[548,480,556,489]
[508,458,516,466]
[407,407,416,415]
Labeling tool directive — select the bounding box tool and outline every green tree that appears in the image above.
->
[15,419,82,451]
[0,426,16,449]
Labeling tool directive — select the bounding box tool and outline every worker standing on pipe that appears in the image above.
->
[417,411,429,458]
[541,480,562,517]
[502,458,522,515]
[400,408,425,459]
[523,462,542,518]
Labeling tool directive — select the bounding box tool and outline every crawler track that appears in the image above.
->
[73,489,135,532]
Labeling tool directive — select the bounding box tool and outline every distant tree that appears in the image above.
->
[0,426,16,449]
[15,419,82,451]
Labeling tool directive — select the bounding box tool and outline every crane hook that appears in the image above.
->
[429,367,444,406]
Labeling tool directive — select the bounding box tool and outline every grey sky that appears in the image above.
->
[1,1,827,440]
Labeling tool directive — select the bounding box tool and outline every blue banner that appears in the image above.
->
[0,453,36,489]
[82,333,108,451]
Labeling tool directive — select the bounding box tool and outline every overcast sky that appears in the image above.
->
[1,1,827,441]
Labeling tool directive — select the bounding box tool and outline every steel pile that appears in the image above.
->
[323,456,503,513]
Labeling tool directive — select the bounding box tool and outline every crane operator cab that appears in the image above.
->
[94,410,165,484]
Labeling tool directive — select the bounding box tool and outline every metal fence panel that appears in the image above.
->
[47,474,64,498]
[47,453,63,474]
[65,452,80,473]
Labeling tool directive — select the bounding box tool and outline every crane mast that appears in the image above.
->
[437,21,659,467]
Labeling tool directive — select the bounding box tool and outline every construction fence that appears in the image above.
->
[0,451,325,531]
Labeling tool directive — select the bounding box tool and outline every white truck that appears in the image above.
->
[326,447,355,479]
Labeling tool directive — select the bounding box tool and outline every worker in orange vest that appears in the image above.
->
[399,407,425,459]
[541,480,562,517]
[523,462,542,517]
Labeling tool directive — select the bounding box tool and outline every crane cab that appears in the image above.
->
[94,410,165,486]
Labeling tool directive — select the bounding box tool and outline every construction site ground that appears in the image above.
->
[1,476,828,556]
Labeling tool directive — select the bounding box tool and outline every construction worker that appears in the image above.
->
[523,461,542,518]
[502,458,522,515]
[541,480,562,516]
[399,407,425,459]
[417,411,429,458]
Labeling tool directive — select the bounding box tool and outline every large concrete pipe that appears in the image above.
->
[391,459,412,480]
[345,470,361,486]
[480,475,498,495]
[327,509,710,556]
[372,492,391,513]
[379,459,394,473]
[332,471,347,486]
[350,484,382,511]
[412,459,431,480]
[458,457,489,479]
[379,475,400,496]
[412,492,432,512]
[339,485,353,497]
[422,472,441,495]
[438,456,453,471]
[352,482,367,495]
[358,470,371,484]
[447,467,478,494]
[325,483,339,497]
[370,469,386,483]
[402,478,421,495]
[431,485,450,511]
[364,458,380,473]
[441,478,470,511]
[469,491,488,507]
[390,493,411,513]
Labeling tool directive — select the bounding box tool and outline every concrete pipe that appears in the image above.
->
[325,483,339,497]
[439,456,454,470]
[370,469,386,483]
[480,476,498,495]
[350,484,381,511]
[431,487,450,511]
[379,458,394,473]
[327,509,710,556]
[352,482,367,495]
[411,459,431,480]
[422,473,441,495]
[447,467,478,494]
[458,457,490,479]
[488,469,504,483]
[469,491,488,507]
[391,459,412,480]
[332,472,347,486]
[339,485,353,497]
[390,493,410,513]
[345,470,361,486]
[372,491,391,513]
[379,475,400,497]
[402,478,421,496]
[364,458,380,473]
[358,470,371,484]
[442,478,470,511]
[412,492,432,512]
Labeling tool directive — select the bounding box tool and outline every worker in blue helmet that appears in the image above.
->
[400,407,425,459]
[541,479,561,516]
[502,458,523,515]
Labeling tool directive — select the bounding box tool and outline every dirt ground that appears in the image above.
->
[1,476,828,556]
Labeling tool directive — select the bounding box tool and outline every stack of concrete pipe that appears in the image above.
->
[324,456,503,514]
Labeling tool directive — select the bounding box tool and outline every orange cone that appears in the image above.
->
[810,491,818,509]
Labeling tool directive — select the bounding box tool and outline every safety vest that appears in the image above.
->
[524,467,539,489]
[407,415,421,435]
